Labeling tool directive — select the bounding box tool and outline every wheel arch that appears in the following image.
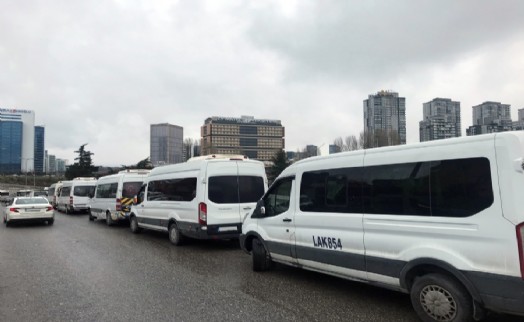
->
[243,231,265,253]
[400,258,482,304]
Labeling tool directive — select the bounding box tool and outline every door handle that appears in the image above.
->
[283,218,292,222]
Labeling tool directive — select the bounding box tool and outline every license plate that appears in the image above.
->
[218,226,237,232]
[27,209,40,212]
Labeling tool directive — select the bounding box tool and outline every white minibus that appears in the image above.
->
[241,132,524,322]
[130,155,268,245]
[57,177,97,214]
[88,169,150,225]
[48,181,62,208]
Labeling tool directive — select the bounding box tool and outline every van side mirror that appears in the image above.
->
[251,199,265,218]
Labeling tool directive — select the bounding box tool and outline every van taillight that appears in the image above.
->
[517,223,524,279]
[69,196,73,205]
[199,202,207,225]
[116,198,122,211]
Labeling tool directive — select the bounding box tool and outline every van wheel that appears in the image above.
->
[410,273,473,322]
[65,206,69,214]
[168,222,184,246]
[130,216,141,234]
[252,238,271,271]
[88,210,94,221]
[106,212,114,226]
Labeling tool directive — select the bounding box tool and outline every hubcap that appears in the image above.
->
[420,284,457,321]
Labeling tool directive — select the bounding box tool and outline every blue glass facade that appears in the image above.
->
[0,121,23,173]
[34,126,45,174]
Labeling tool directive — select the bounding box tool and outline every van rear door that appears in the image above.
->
[205,160,265,229]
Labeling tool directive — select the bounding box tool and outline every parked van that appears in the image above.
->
[88,169,150,225]
[48,181,63,208]
[57,177,97,214]
[240,132,524,321]
[130,155,268,245]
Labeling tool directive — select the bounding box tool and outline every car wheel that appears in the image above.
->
[65,206,69,215]
[88,210,95,221]
[410,273,473,322]
[130,216,141,233]
[5,220,10,227]
[252,238,272,272]
[48,219,54,226]
[106,212,114,226]
[168,222,184,246]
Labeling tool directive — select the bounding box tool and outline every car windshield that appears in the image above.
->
[15,197,49,205]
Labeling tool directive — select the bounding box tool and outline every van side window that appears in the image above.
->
[299,157,493,217]
[429,158,493,217]
[264,178,292,217]
[147,178,197,201]
[364,162,431,216]
[300,168,363,213]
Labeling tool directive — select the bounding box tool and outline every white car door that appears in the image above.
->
[255,176,297,264]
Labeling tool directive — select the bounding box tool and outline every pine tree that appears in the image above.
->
[65,144,98,179]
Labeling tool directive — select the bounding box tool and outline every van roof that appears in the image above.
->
[187,154,249,162]
[149,156,264,177]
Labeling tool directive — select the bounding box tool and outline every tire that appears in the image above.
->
[252,238,271,272]
[106,212,114,226]
[130,216,141,234]
[168,222,184,246]
[65,206,69,215]
[48,219,54,226]
[88,210,94,221]
[410,273,474,322]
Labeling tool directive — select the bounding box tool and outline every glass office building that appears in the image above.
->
[0,120,23,173]
[150,123,184,167]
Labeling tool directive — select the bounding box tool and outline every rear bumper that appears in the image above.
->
[7,213,54,223]
[465,271,524,316]
[178,222,241,240]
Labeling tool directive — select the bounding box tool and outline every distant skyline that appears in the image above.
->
[1,1,523,166]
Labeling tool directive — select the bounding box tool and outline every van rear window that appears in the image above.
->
[123,182,142,198]
[74,186,95,197]
[208,176,264,204]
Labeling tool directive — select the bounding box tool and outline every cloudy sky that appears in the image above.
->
[1,0,524,166]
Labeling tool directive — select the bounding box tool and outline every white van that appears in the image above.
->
[88,169,150,225]
[240,132,524,322]
[48,181,63,208]
[130,155,268,245]
[57,177,97,214]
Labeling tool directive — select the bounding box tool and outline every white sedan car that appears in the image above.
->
[3,197,54,227]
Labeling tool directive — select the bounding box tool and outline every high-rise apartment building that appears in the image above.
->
[0,108,35,174]
[200,115,285,162]
[419,98,461,142]
[150,123,184,167]
[466,101,512,136]
[34,126,45,174]
[363,91,406,147]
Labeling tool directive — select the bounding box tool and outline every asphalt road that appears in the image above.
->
[0,209,522,322]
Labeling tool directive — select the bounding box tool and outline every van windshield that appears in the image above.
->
[122,182,142,198]
[74,186,95,197]
[208,176,265,204]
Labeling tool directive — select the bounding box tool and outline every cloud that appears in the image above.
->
[1,0,524,165]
